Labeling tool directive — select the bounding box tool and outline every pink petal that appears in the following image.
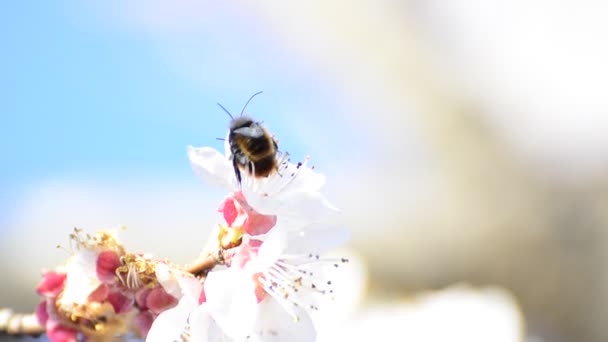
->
[87,284,109,302]
[107,291,135,314]
[146,287,178,314]
[219,192,277,234]
[46,320,78,342]
[35,301,49,326]
[235,191,276,235]
[96,250,121,283]
[231,239,262,269]
[244,212,277,235]
[252,273,267,303]
[133,310,155,338]
[37,272,66,298]
[218,193,241,226]
[198,288,207,304]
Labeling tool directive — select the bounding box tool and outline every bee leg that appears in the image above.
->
[232,158,242,185]
[250,161,256,177]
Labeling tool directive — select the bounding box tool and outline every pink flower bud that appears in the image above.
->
[96,250,121,283]
[135,287,152,310]
[146,287,178,314]
[107,291,134,314]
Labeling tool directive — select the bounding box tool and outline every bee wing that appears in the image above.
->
[236,153,248,165]
[233,125,265,138]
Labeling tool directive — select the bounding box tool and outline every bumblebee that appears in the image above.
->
[218,92,280,184]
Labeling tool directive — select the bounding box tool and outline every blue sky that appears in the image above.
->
[2,3,202,179]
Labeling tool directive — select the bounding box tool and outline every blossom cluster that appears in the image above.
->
[145,146,348,341]
[34,130,348,341]
[35,229,196,341]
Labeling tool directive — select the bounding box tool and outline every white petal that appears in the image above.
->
[187,305,219,342]
[274,190,338,220]
[206,322,232,342]
[254,228,288,271]
[286,225,351,255]
[188,146,234,189]
[187,304,234,341]
[177,275,205,301]
[238,156,337,220]
[155,263,180,298]
[246,160,326,195]
[249,298,317,342]
[243,186,338,221]
[205,268,259,341]
[146,296,197,342]
[156,263,203,301]
[253,225,349,276]
[58,249,100,306]
[280,163,326,193]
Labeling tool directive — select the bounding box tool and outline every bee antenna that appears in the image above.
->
[217,102,234,119]
[240,91,263,116]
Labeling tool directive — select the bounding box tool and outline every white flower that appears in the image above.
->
[180,136,349,341]
[188,146,337,222]
[147,263,229,341]
[203,225,349,341]
[146,262,241,341]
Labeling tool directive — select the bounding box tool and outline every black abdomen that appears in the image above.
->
[249,154,276,177]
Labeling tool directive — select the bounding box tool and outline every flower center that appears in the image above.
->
[115,254,158,289]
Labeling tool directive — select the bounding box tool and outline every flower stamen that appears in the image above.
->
[255,252,349,322]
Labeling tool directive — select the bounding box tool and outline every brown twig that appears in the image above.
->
[185,251,222,277]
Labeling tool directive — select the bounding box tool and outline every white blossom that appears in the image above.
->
[188,146,337,222]
[205,225,349,341]
[147,264,226,342]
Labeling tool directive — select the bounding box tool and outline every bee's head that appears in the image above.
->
[229,116,255,131]
[219,91,263,132]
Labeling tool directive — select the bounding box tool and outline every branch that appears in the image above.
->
[0,308,44,337]
[186,251,222,277]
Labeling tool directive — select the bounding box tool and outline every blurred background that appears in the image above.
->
[1,1,607,341]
